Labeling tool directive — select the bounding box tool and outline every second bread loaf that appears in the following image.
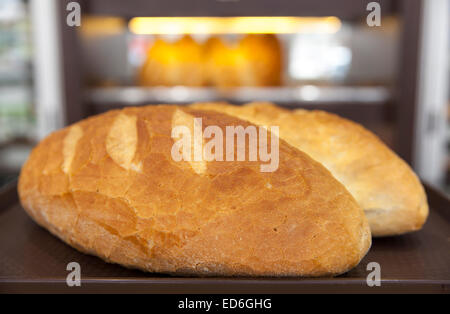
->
[191,102,429,237]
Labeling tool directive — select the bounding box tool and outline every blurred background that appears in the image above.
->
[0,0,449,195]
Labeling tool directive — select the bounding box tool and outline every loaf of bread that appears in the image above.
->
[190,102,429,236]
[18,105,370,276]
[139,35,206,87]
[205,34,282,87]
[138,34,282,88]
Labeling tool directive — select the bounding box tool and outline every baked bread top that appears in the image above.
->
[18,105,370,276]
[190,102,429,236]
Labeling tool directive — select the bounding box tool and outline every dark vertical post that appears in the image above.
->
[57,0,85,125]
[396,0,422,165]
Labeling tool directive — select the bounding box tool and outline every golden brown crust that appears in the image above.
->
[18,105,370,276]
[205,34,282,87]
[190,102,428,237]
[139,36,206,87]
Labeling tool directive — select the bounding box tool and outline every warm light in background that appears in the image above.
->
[80,16,126,36]
[128,16,342,34]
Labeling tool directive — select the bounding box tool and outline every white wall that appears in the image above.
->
[30,0,65,139]
[414,0,449,186]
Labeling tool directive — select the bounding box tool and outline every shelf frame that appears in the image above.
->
[56,0,421,163]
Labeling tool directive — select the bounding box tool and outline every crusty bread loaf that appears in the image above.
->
[139,36,206,87]
[205,34,282,87]
[18,105,370,276]
[190,102,428,237]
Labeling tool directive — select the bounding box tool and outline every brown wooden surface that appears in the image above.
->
[0,181,448,293]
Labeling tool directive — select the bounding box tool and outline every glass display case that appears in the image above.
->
[0,0,34,185]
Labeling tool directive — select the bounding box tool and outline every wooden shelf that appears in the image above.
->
[83,0,396,19]
[85,85,393,122]
[85,85,394,122]
[86,85,392,105]
[56,0,421,163]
